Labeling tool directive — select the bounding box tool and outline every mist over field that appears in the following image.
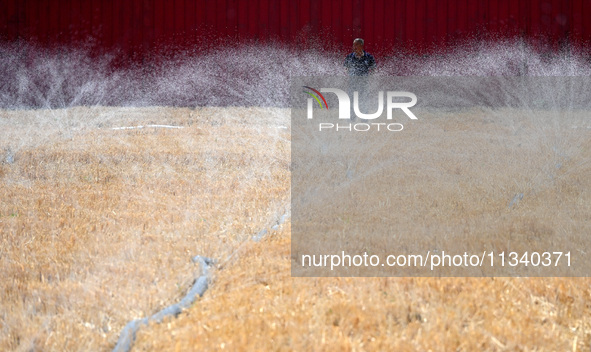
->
[2,39,591,110]
[1,39,591,351]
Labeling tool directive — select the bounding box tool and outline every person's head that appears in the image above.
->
[353,38,364,55]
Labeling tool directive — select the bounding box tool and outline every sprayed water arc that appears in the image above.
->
[1,38,591,350]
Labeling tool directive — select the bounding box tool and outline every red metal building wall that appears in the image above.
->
[1,0,590,58]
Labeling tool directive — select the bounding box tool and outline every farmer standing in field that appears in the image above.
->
[344,38,376,120]
[344,38,376,76]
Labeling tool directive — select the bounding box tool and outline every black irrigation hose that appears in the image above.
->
[112,208,290,352]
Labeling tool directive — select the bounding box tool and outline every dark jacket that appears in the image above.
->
[344,51,376,76]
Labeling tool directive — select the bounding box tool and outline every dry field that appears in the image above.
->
[0,106,290,351]
[1,105,591,351]
[291,107,591,277]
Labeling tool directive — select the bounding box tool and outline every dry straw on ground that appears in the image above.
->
[0,106,290,351]
[134,107,591,351]
[1,106,590,351]
[291,108,591,277]
[134,224,591,352]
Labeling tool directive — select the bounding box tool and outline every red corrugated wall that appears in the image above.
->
[1,0,590,59]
